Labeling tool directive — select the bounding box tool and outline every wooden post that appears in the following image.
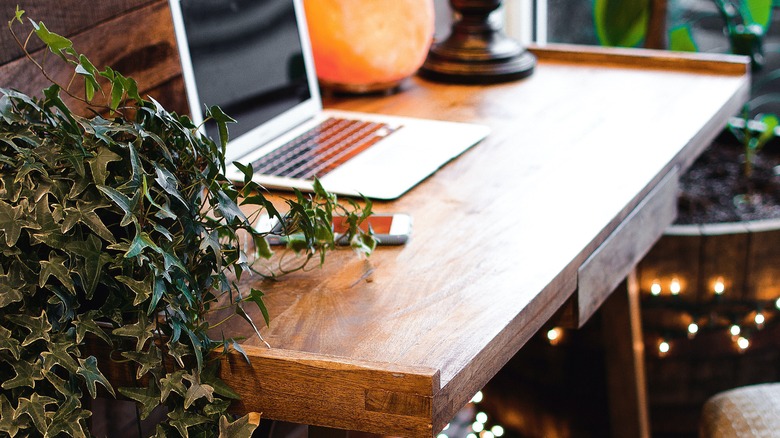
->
[645,0,668,50]
[601,270,651,438]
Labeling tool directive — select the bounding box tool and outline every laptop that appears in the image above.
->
[168,0,490,200]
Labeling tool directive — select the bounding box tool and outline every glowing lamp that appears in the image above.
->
[303,0,435,93]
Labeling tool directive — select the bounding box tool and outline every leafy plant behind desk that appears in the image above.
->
[0,9,373,437]
[593,0,773,67]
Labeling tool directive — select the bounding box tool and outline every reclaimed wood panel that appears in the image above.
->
[699,223,751,301]
[638,228,703,302]
[0,1,157,65]
[0,1,182,116]
[744,219,780,300]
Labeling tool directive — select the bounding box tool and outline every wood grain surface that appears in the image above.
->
[208,47,749,436]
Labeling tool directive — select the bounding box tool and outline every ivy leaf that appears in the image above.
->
[42,368,74,397]
[61,202,116,244]
[217,190,247,224]
[0,270,24,308]
[182,372,215,409]
[77,355,115,398]
[244,289,270,327]
[10,6,24,25]
[39,251,76,295]
[98,184,140,227]
[73,311,112,345]
[119,382,161,420]
[45,396,90,438]
[41,339,80,374]
[14,393,57,434]
[116,275,152,306]
[232,161,254,185]
[160,369,187,403]
[218,413,261,438]
[87,147,122,186]
[0,199,23,246]
[0,325,20,360]
[30,20,76,59]
[167,406,210,438]
[30,201,67,247]
[199,230,222,268]
[167,340,191,368]
[0,394,27,436]
[112,312,155,351]
[7,310,52,346]
[155,165,188,206]
[125,230,160,259]
[121,346,162,380]
[203,367,241,399]
[66,234,112,299]
[2,358,44,390]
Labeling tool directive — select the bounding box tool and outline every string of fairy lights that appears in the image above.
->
[540,276,780,357]
[437,391,507,438]
[643,276,780,357]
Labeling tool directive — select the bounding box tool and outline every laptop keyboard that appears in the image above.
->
[250,117,400,180]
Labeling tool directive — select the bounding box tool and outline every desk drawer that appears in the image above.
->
[573,168,679,327]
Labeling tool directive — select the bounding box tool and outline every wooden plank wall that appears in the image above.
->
[0,0,188,116]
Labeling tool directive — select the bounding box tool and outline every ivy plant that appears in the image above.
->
[0,8,373,437]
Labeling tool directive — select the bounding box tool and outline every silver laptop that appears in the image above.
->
[169,0,489,200]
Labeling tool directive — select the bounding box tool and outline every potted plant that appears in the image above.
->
[0,9,373,437]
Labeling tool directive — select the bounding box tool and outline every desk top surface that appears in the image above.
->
[216,45,749,437]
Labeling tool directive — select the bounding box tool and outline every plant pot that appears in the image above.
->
[302,0,435,93]
[635,218,780,436]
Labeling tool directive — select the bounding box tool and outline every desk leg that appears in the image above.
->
[308,426,349,438]
[601,270,650,438]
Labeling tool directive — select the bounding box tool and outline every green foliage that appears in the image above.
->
[0,11,373,437]
[594,0,649,47]
[728,108,779,177]
[593,0,774,68]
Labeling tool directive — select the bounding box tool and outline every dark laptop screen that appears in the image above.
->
[179,0,311,140]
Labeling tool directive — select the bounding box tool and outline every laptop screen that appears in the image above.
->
[178,0,312,141]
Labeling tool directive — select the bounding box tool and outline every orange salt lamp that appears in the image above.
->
[303,0,434,93]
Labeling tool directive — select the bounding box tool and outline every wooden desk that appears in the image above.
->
[216,45,749,437]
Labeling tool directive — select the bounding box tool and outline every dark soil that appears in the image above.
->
[676,133,780,224]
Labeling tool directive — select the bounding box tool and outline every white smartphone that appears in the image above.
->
[333,213,412,246]
[261,213,412,246]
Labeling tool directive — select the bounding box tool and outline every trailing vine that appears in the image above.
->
[0,8,373,437]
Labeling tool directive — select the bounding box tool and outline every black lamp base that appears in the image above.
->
[419,0,536,84]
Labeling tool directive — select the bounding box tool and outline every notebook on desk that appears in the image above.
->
[168,0,490,200]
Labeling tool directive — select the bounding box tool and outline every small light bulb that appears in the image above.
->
[650,280,662,296]
[775,297,780,310]
[688,322,699,335]
[443,424,450,431]
[483,432,495,438]
[476,412,488,424]
[467,434,477,438]
[714,278,725,295]
[670,278,681,295]
[730,324,741,336]
[547,327,563,345]
[437,434,448,438]
[659,340,670,354]
[471,391,483,403]
[472,422,484,433]
[755,312,765,326]
[491,426,505,437]
[737,336,750,350]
